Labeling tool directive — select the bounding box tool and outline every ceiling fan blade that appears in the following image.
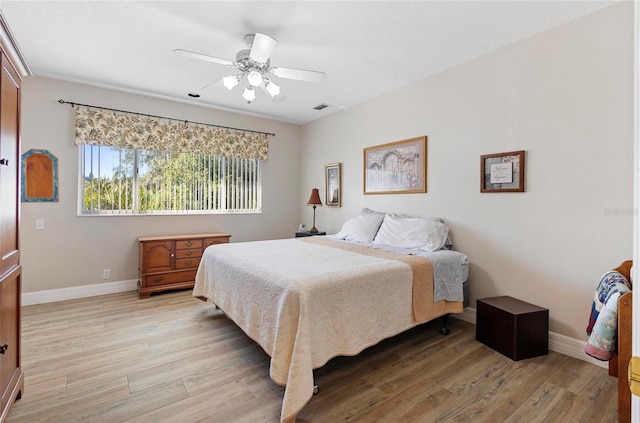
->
[271,67,326,83]
[173,49,234,67]
[249,33,277,64]
[201,79,223,90]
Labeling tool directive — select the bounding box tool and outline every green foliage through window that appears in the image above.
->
[80,145,261,215]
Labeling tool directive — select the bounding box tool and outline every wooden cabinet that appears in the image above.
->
[0,14,28,423]
[0,267,20,419]
[138,233,231,298]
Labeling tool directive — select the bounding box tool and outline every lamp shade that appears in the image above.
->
[222,75,239,90]
[306,188,322,206]
[265,80,281,97]
[247,71,263,87]
[242,87,256,102]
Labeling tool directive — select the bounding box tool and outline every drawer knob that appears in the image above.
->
[186,261,193,266]
[186,241,193,247]
[185,251,193,257]
[0,344,8,354]
[153,276,163,283]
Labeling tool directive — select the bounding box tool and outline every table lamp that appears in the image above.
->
[306,188,323,233]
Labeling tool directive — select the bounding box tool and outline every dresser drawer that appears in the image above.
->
[176,239,202,250]
[175,258,200,270]
[175,248,202,259]
[204,236,230,248]
[143,270,197,287]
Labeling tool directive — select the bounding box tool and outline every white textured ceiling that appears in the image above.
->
[1,1,618,124]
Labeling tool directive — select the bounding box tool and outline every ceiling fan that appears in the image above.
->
[175,33,326,104]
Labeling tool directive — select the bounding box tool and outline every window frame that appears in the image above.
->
[77,146,263,217]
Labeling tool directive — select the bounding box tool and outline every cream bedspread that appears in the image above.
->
[193,237,463,423]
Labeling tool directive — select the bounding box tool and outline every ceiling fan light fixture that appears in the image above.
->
[247,70,263,87]
[223,75,240,90]
[265,80,281,98]
[242,86,256,103]
[176,32,326,105]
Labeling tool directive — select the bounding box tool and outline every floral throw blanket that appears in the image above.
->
[585,270,631,361]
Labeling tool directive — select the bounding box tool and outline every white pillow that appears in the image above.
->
[362,208,453,249]
[373,214,449,251]
[334,214,384,242]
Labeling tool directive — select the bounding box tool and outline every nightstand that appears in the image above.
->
[476,296,548,361]
[295,231,327,237]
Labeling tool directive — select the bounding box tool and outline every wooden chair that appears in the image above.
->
[607,260,632,423]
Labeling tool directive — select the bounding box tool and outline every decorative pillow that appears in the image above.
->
[373,214,449,251]
[334,214,385,242]
[362,208,453,249]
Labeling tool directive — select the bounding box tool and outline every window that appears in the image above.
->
[80,145,262,215]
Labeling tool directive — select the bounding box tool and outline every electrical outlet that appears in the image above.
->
[103,269,111,280]
[35,219,45,230]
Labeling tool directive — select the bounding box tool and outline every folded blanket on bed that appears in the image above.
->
[585,270,631,361]
[302,237,439,321]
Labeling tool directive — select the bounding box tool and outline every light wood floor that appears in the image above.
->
[7,290,617,423]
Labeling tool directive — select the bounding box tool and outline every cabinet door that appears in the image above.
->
[140,241,173,274]
[0,266,20,412]
[0,53,20,278]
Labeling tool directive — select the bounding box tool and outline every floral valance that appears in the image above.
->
[74,107,269,160]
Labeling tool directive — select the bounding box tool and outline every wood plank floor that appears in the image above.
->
[7,290,617,423]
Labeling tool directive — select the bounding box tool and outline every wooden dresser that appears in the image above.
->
[137,233,231,298]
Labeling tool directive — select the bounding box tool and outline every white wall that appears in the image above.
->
[20,76,302,293]
[299,2,634,340]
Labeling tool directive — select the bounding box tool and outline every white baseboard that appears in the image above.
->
[453,307,607,369]
[22,279,138,306]
[454,306,477,325]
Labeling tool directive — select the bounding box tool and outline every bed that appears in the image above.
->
[193,211,469,423]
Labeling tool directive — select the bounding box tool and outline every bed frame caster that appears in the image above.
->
[312,370,319,395]
[441,314,451,335]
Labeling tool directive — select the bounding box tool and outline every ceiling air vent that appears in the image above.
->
[313,103,329,111]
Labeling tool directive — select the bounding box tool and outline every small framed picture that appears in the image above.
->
[480,150,525,193]
[21,149,59,202]
[324,162,341,207]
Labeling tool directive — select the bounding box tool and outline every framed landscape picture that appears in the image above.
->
[363,136,426,194]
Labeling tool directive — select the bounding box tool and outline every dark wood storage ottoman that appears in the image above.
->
[476,296,549,361]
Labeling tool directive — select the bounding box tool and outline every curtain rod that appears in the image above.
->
[58,99,276,137]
